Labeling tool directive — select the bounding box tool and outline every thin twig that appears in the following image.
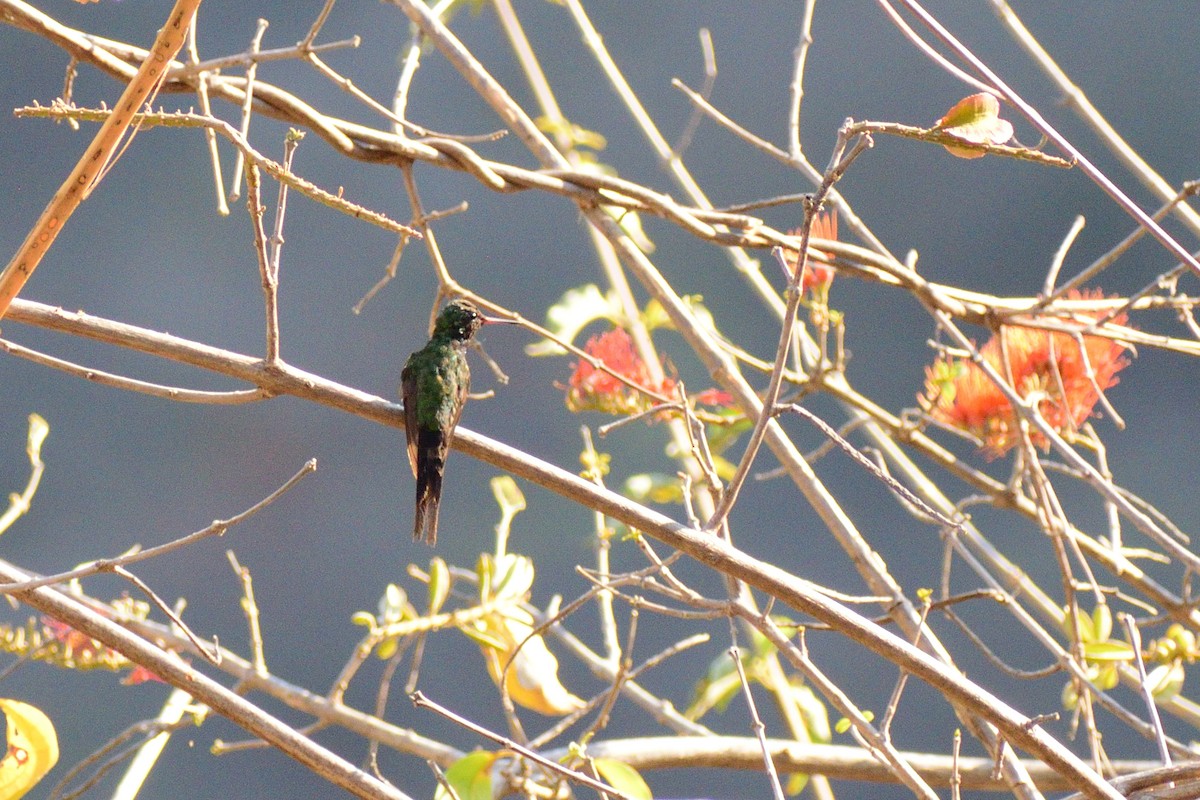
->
[671,28,715,159]
[0,459,316,595]
[16,105,420,238]
[0,0,204,318]
[894,0,1200,277]
[228,18,268,202]
[227,551,268,677]
[0,413,48,536]
[1120,615,1171,766]
[787,1,817,160]
[729,645,787,800]
[245,162,280,363]
[1043,215,1086,296]
[185,21,229,215]
[410,691,636,800]
[0,338,271,404]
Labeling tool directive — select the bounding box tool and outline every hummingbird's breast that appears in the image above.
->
[410,342,470,430]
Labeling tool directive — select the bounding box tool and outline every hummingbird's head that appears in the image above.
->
[434,299,486,342]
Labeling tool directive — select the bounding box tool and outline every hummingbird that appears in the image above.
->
[401,299,507,545]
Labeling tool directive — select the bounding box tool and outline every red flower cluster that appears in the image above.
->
[42,616,164,685]
[921,292,1131,456]
[783,211,838,293]
[566,328,676,415]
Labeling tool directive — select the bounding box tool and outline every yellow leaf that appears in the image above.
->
[0,699,58,799]
[479,611,585,716]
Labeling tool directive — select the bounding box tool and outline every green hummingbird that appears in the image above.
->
[401,299,506,545]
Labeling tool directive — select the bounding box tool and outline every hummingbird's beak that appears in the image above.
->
[480,313,520,326]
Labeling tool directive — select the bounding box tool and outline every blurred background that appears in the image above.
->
[1,2,1198,798]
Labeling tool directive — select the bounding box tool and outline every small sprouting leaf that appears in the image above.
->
[834,710,873,735]
[535,116,607,151]
[1061,680,1079,711]
[25,414,48,458]
[436,750,498,800]
[526,285,624,356]
[686,656,742,719]
[1095,663,1120,692]
[1168,623,1197,654]
[350,611,376,629]
[0,699,58,799]
[476,553,494,603]
[786,771,810,796]
[491,476,527,556]
[1082,640,1134,663]
[491,476,526,518]
[642,295,718,336]
[1148,661,1186,702]
[933,92,1014,159]
[1091,604,1113,642]
[579,448,612,480]
[593,758,652,800]
[624,473,684,504]
[491,554,535,601]
[790,682,831,744]
[428,557,451,616]
[375,636,399,661]
[378,584,409,625]
[459,622,507,652]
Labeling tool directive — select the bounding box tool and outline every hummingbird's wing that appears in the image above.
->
[400,359,420,479]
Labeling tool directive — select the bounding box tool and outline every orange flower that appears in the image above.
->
[566,328,675,415]
[42,618,100,659]
[783,211,837,293]
[921,292,1130,456]
[693,388,734,407]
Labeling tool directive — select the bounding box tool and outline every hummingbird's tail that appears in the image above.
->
[413,490,441,545]
[413,433,444,545]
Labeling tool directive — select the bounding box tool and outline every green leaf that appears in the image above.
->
[932,92,1014,159]
[491,553,535,601]
[642,295,718,335]
[834,710,873,734]
[459,623,507,652]
[1091,604,1113,642]
[1082,640,1134,663]
[491,476,526,517]
[525,285,623,357]
[535,117,608,151]
[790,682,831,744]
[593,758,653,800]
[26,414,48,458]
[428,557,451,616]
[785,771,810,796]
[703,416,752,458]
[375,636,399,661]
[436,751,497,800]
[491,476,527,556]
[1148,661,1186,702]
[378,583,409,625]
